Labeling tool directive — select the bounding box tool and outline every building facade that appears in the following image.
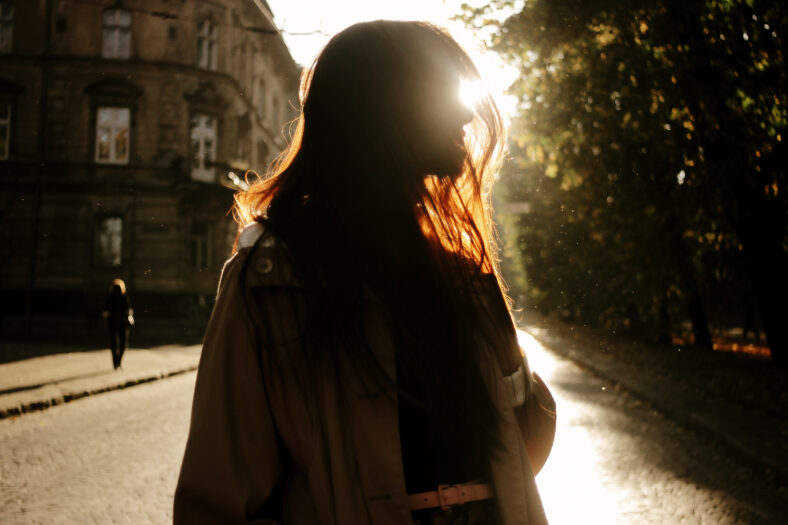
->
[0,0,300,343]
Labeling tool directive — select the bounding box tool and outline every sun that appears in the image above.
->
[459,79,485,111]
[450,28,519,125]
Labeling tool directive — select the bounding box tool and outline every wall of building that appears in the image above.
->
[0,0,300,345]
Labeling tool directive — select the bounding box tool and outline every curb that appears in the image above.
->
[0,365,198,420]
[525,328,788,488]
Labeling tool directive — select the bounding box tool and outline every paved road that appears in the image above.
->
[522,332,786,524]
[0,337,785,524]
[0,372,194,524]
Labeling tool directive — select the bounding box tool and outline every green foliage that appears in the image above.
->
[465,0,788,340]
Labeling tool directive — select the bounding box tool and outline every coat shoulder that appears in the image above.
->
[235,221,303,289]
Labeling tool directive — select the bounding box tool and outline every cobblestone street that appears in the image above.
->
[0,372,194,524]
[0,336,785,524]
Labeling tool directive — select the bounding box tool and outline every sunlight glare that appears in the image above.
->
[451,28,519,125]
[266,0,521,125]
[459,80,485,111]
[517,330,558,379]
[517,329,624,525]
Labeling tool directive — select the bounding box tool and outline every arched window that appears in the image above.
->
[85,78,142,165]
[196,20,217,70]
[102,8,131,59]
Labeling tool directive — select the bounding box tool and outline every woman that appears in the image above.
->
[102,278,133,370]
[175,20,553,525]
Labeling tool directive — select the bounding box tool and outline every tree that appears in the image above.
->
[465,0,787,363]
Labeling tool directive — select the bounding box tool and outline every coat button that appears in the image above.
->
[255,256,273,274]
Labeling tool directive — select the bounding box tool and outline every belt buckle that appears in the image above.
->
[437,484,463,510]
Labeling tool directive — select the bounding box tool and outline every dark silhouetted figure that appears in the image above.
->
[175,20,553,525]
[102,278,133,370]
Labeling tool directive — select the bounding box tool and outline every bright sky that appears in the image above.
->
[265,0,519,121]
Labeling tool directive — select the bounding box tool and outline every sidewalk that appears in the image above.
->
[0,343,201,419]
[520,312,788,487]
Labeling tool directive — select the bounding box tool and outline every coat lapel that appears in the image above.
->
[345,308,413,525]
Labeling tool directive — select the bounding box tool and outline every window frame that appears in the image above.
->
[189,113,217,182]
[94,215,124,268]
[101,7,132,60]
[196,19,217,71]
[94,106,131,165]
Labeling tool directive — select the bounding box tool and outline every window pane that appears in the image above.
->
[114,127,128,162]
[113,108,130,163]
[117,10,131,26]
[190,114,217,181]
[196,21,216,69]
[104,8,130,27]
[96,107,130,163]
[96,126,110,160]
[204,139,213,162]
[191,137,201,169]
[97,107,112,127]
[117,30,130,58]
[197,39,206,68]
[114,107,130,128]
[102,28,115,57]
[208,41,216,69]
[103,9,131,58]
[98,217,123,267]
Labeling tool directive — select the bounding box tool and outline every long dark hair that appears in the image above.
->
[236,21,512,457]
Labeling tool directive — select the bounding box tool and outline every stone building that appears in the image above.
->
[0,0,300,343]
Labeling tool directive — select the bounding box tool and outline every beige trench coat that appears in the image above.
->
[174,223,549,525]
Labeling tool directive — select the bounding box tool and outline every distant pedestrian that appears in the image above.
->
[102,278,133,370]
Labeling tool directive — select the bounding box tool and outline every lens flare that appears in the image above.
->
[459,79,486,111]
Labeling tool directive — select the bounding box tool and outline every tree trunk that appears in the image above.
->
[729,159,788,367]
[686,285,713,349]
[673,233,713,350]
[658,288,671,344]
[739,225,788,367]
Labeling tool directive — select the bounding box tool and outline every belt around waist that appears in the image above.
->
[408,483,494,511]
